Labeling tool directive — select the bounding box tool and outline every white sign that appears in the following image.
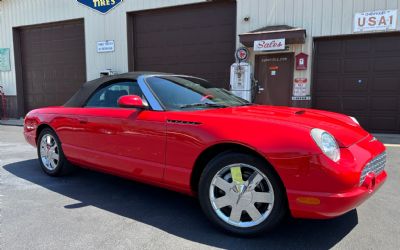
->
[293,78,308,97]
[97,40,115,53]
[354,10,397,32]
[292,96,311,101]
[254,39,285,51]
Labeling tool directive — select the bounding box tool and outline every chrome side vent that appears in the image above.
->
[167,119,202,125]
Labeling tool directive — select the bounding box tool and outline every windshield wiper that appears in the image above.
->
[179,103,228,109]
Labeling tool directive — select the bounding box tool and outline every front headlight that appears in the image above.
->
[310,128,340,162]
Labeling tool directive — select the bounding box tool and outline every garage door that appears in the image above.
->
[313,34,400,133]
[130,1,236,89]
[19,20,86,113]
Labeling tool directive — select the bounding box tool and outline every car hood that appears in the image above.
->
[198,105,369,147]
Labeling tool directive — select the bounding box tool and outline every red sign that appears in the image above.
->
[294,78,307,83]
[295,53,308,70]
[235,47,249,61]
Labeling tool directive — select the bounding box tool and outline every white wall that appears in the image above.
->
[1,0,400,96]
[0,0,203,95]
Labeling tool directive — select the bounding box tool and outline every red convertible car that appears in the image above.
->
[24,72,387,235]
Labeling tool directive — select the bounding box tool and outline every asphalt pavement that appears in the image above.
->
[0,125,399,250]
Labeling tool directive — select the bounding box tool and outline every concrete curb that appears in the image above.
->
[0,119,24,127]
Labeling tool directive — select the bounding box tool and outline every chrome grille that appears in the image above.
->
[360,151,387,185]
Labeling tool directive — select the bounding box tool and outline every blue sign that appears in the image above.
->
[77,0,123,14]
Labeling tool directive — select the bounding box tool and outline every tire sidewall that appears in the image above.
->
[198,152,286,236]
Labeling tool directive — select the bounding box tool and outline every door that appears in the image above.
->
[254,53,294,106]
[313,34,400,133]
[74,81,166,182]
[18,20,86,113]
[129,1,236,89]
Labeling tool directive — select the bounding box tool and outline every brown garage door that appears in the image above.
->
[313,33,400,133]
[129,1,236,89]
[19,20,86,113]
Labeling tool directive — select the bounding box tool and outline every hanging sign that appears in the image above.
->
[354,10,397,32]
[77,0,123,14]
[254,39,285,51]
[97,40,115,53]
[292,78,310,100]
[0,48,11,72]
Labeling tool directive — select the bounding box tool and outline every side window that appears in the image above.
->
[85,81,146,108]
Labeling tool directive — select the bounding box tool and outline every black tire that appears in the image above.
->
[198,152,287,236]
[37,128,74,176]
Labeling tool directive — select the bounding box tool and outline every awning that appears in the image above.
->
[239,25,306,47]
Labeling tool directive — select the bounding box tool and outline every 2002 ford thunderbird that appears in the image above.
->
[24,72,387,235]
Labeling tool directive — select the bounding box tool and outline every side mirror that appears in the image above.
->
[118,95,147,109]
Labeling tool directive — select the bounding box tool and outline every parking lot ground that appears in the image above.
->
[1,125,399,250]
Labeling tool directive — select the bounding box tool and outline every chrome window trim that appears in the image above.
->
[137,75,164,111]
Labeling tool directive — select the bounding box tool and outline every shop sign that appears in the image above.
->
[0,48,11,72]
[292,78,310,100]
[354,10,397,32]
[254,39,285,51]
[77,0,123,14]
[235,47,249,62]
[97,40,115,53]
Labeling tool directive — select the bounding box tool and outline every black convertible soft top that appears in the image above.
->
[64,71,169,107]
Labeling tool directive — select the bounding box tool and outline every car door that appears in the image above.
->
[75,80,166,182]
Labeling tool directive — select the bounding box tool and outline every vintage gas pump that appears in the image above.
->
[230,62,252,101]
[230,47,252,102]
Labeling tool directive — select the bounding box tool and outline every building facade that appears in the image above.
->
[0,0,399,133]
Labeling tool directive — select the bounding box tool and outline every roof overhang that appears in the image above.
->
[239,25,306,47]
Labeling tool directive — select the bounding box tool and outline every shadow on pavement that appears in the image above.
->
[4,159,358,249]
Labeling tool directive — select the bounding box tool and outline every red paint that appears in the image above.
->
[295,53,308,70]
[118,95,145,108]
[24,104,387,219]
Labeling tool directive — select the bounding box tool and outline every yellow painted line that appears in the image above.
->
[384,144,400,147]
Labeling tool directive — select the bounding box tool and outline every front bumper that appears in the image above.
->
[288,169,386,218]
[270,134,388,219]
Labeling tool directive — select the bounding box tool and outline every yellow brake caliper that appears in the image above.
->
[230,166,244,193]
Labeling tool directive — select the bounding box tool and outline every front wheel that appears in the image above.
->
[198,152,287,236]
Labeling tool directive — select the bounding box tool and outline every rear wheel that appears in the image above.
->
[37,128,74,176]
[198,152,286,235]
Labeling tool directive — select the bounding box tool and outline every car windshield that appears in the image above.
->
[145,76,250,111]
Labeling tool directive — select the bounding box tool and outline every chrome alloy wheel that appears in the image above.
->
[209,163,274,228]
[39,134,60,171]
